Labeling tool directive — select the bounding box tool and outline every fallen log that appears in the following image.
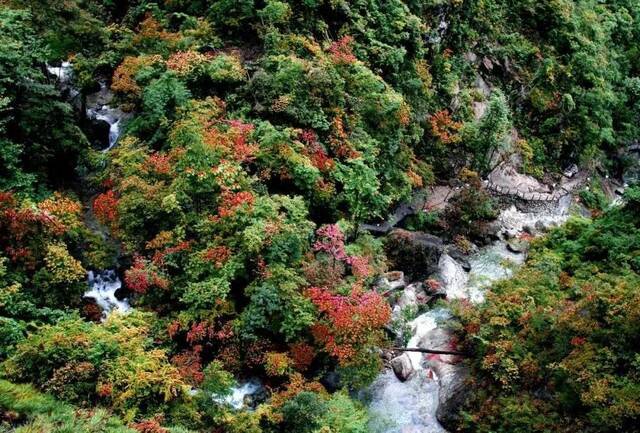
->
[391,347,467,357]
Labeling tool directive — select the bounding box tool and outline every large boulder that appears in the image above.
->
[434,362,470,430]
[437,254,469,300]
[390,353,415,382]
[488,162,551,194]
[85,117,111,149]
[385,229,444,281]
[421,327,470,431]
[446,245,472,272]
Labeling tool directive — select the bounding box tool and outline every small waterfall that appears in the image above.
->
[46,61,73,83]
[86,82,124,151]
[366,309,451,433]
[87,104,122,151]
[84,270,129,319]
[213,379,264,410]
[48,62,125,151]
[367,370,446,433]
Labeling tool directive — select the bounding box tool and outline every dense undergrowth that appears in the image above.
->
[0,0,639,432]
[456,188,640,432]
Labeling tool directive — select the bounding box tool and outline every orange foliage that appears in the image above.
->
[269,372,326,411]
[111,55,164,96]
[131,417,169,433]
[265,352,292,376]
[217,190,254,218]
[171,346,204,385]
[347,255,371,280]
[429,109,462,144]
[202,245,231,268]
[146,231,174,251]
[133,15,180,46]
[124,256,169,293]
[38,193,82,228]
[398,102,411,127]
[151,240,192,265]
[166,50,207,76]
[0,193,73,267]
[203,120,257,163]
[144,153,172,176]
[329,113,360,159]
[97,382,113,398]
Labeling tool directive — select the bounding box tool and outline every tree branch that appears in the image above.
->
[391,347,467,357]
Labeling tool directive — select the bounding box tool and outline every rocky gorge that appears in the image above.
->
[360,165,627,432]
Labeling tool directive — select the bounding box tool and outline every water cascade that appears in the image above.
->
[365,196,574,433]
[47,62,125,151]
[85,81,126,151]
[84,270,129,319]
[213,379,265,410]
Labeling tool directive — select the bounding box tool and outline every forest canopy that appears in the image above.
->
[0,1,639,432]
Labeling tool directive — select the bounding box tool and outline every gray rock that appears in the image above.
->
[320,371,342,392]
[563,164,579,178]
[464,51,478,63]
[391,353,415,382]
[437,254,469,300]
[420,327,470,431]
[534,220,549,232]
[396,285,418,310]
[375,271,406,293]
[86,117,111,149]
[503,229,518,240]
[385,230,444,281]
[446,246,472,272]
[506,239,527,254]
[434,362,470,430]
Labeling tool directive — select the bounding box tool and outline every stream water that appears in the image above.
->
[48,61,129,317]
[86,81,125,151]
[84,270,129,319]
[364,196,574,433]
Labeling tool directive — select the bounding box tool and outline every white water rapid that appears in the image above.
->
[211,379,264,410]
[365,196,575,433]
[86,81,125,151]
[87,102,122,151]
[84,270,130,319]
[47,61,73,83]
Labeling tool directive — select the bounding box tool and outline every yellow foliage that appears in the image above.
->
[38,193,82,230]
[43,242,85,284]
[265,352,292,376]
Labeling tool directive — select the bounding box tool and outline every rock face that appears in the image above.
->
[488,163,551,194]
[396,284,418,310]
[390,353,415,382]
[447,246,472,272]
[385,229,444,281]
[506,239,527,254]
